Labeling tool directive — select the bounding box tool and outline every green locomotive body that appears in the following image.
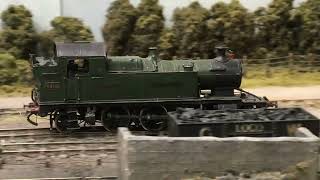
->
[27,42,271,132]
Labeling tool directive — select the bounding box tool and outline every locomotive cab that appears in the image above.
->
[58,43,108,102]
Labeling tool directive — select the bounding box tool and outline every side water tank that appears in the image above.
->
[158,58,242,90]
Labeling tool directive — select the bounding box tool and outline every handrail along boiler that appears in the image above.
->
[26,42,274,132]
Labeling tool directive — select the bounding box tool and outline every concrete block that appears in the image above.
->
[118,128,319,180]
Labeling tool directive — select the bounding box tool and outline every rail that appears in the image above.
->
[5,176,118,180]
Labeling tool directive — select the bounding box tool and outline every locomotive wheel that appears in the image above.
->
[55,112,69,133]
[139,106,168,131]
[101,107,130,131]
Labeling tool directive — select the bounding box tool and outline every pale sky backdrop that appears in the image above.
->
[0,0,306,41]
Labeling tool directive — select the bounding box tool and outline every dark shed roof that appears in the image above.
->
[54,42,106,57]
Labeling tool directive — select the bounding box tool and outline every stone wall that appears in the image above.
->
[118,127,319,180]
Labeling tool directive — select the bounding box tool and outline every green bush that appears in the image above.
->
[1,85,15,93]
[0,53,16,68]
[0,5,38,59]
[0,53,32,85]
[15,59,33,84]
[38,16,94,56]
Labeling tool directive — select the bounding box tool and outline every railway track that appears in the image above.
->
[0,127,117,142]
[0,127,119,179]
[0,99,318,179]
[0,127,57,136]
[0,98,318,152]
[0,108,24,116]
[277,98,320,102]
[277,98,320,105]
[0,127,117,153]
[0,126,109,136]
[0,99,318,115]
[0,127,152,154]
[7,176,118,180]
[2,140,117,152]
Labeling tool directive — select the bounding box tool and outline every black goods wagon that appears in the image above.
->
[168,107,320,137]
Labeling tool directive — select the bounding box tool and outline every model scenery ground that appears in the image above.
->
[0,86,319,179]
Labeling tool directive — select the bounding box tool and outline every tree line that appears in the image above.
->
[0,5,93,60]
[0,5,93,85]
[0,0,320,61]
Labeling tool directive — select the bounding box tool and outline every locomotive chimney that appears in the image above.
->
[214,44,229,62]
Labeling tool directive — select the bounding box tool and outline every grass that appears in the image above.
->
[0,84,32,97]
[0,68,319,97]
[241,66,320,88]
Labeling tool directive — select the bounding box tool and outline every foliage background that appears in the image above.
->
[0,0,319,91]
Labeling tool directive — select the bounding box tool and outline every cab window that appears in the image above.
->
[67,59,89,78]
[75,59,89,73]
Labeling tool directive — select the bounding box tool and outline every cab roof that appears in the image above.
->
[54,42,106,57]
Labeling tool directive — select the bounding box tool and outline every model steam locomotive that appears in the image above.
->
[26,42,274,132]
